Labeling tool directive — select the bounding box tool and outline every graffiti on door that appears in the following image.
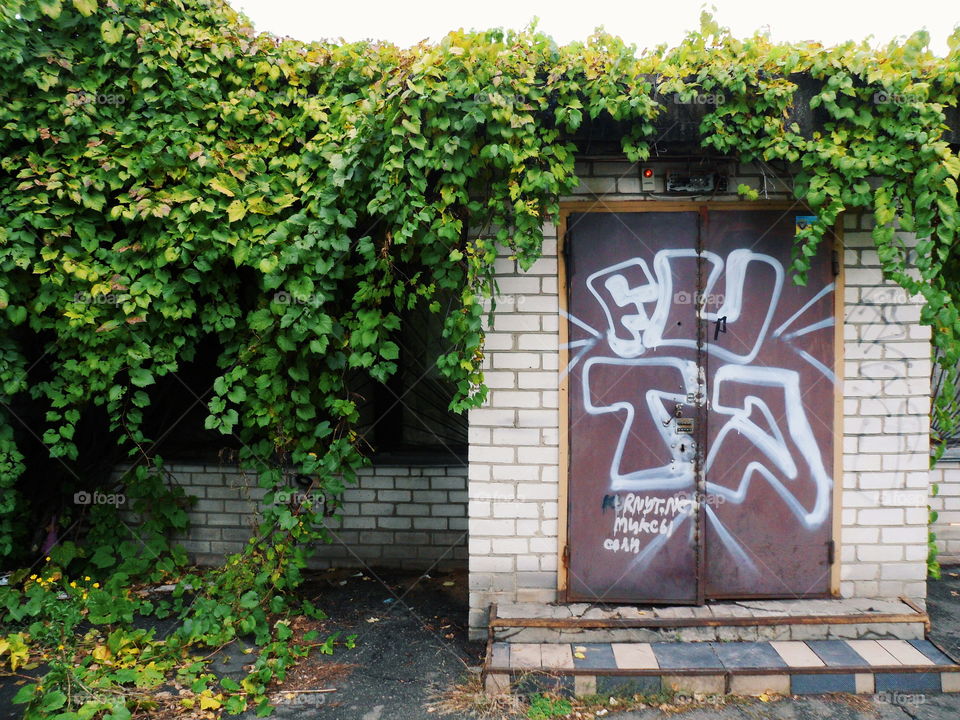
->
[564,210,837,600]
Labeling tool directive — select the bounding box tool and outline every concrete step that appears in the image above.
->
[483,639,960,697]
[489,598,928,643]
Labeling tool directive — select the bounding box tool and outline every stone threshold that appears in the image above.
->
[488,598,929,644]
[492,597,927,626]
[483,639,960,697]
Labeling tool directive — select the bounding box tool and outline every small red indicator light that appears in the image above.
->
[642,168,654,178]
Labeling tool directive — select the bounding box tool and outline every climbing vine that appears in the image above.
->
[0,0,959,716]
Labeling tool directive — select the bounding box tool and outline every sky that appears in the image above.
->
[229,0,958,55]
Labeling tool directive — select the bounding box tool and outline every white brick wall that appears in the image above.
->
[468,218,562,629]
[125,464,468,569]
[841,210,930,600]
[468,160,932,636]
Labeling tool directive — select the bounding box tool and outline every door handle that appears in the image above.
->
[713,315,727,340]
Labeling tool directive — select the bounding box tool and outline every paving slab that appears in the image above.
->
[651,642,723,669]
[878,639,936,665]
[712,641,787,669]
[771,641,826,667]
[848,640,902,666]
[807,639,873,667]
[611,643,659,670]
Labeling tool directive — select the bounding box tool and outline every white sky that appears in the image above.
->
[229,0,958,56]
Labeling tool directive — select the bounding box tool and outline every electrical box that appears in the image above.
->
[666,171,728,194]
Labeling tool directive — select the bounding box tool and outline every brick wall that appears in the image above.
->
[840,214,931,598]
[146,464,468,569]
[467,159,932,636]
[931,461,960,564]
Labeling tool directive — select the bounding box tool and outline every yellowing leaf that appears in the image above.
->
[209,177,236,197]
[100,20,122,44]
[92,644,112,662]
[226,200,247,222]
[39,0,62,19]
[247,196,275,215]
[72,0,97,16]
[199,692,223,710]
[0,636,25,670]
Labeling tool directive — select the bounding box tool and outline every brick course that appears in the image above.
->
[132,464,468,570]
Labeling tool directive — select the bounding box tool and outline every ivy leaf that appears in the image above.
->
[225,696,247,713]
[199,693,222,711]
[379,341,399,360]
[239,590,260,609]
[6,306,27,325]
[106,703,132,720]
[91,546,116,568]
[210,176,238,197]
[100,20,122,43]
[128,368,154,388]
[39,0,63,19]
[944,156,960,179]
[72,0,97,16]
[226,199,247,222]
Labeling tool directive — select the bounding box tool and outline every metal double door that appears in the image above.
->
[564,208,836,603]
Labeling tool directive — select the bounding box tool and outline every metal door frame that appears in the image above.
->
[556,200,844,603]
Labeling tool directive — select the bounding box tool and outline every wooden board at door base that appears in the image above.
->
[557,203,840,604]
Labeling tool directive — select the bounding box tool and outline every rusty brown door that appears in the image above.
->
[564,208,836,603]
[700,209,836,598]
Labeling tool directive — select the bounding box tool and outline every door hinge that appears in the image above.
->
[831,250,840,277]
[827,540,836,565]
[562,544,570,569]
[563,230,574,279]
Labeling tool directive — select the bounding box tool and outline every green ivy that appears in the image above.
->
[1,0,959,715]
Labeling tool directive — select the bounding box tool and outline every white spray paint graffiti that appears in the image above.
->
[569,248,835,570]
